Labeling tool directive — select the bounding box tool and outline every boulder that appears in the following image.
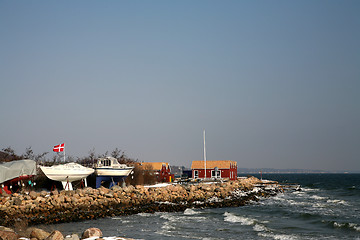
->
[105,192,114,198]
[58,195,65,203]
[0,227,14,233]
[29,191,38,200]
[111,185,122,191]
[64,234,80,240]
[0,230,18,240]
[30,228,50,240]
[45,230,63,240]
[24,227,37,238]
[51,189,59,196]
[40,191,48,197]
[12,197,22,206]
[81,228,102,239]
[98,187,110,195]
[123,185,134,193]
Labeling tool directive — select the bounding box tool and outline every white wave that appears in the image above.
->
[190,216,207,222]
[137,212,153,217]
[258,232,299,240]
[184,208,199,215]
[269,195,307,207]
[326,199,348,205]
[161,222,175,231]
[160,212,206,223]
[311,202,327,208]
[310,195,327,200]
[272,194,287,201]
[349,223,360,232]
[160,212,178,222]
[223,212,255,225]
[333,221,360,232]
[301,187,319,192]
[287,199,307,206]
[291,191,305,195]
[253,223,269,232]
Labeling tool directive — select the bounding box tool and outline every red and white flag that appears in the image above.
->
[53,143,65,152]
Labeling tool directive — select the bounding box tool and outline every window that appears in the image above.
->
[194,170,199,178]
[211,170,221,178]
[105,159,110,166]
[100,159,111,167]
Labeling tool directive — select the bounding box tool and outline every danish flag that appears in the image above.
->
[53,143,65,152]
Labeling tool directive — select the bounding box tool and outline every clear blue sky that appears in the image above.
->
[1,1,359,171]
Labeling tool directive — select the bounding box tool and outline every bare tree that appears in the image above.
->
[111,148,122,159]
[2,146,15,156]
[23,146,35,159]
[1,146,21,162]
[100,151,109,158]
[89,148,96,163]
[35,152,49,164]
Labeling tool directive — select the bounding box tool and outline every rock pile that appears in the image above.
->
[0,226,134,240]
[0,177,279,227]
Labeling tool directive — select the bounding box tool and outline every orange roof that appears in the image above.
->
[191,160,237,169]
[141,162,169,171]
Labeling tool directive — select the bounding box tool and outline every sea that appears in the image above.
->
[39,174,360,240]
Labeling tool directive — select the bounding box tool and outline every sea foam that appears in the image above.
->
[223,212,256,225]
[258,232,299,240]
[184,208,199,215]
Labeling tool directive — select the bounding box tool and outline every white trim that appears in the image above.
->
[194,170,199,179]
[211,170,221,178]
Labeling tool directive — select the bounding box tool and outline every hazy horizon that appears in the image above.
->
[1,1,359,172]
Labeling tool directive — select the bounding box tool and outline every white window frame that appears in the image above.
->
[211,170,221,178]
[194,170,199,179]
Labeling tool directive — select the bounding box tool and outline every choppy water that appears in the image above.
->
[40,174,360,239]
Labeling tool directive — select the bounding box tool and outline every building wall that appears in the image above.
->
[192,163,237,180]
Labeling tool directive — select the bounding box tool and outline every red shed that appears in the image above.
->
[191,160,237,180]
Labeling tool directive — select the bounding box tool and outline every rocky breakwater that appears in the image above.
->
[0,226,134,240]
[0,176,281,227]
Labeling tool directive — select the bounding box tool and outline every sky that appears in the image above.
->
[1,1,359,172]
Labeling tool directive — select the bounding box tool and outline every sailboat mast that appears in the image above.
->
[204,130,206,179]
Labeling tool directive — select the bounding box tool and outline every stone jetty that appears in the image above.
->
[0,226,134,240]
[0,177,281,230]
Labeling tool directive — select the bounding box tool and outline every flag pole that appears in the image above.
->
[204,130,206,180]
[64,143,66,162]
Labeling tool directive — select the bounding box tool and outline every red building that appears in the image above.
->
[141,162,174,182]
[191,160,238,180]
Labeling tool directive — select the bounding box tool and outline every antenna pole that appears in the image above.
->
[204,130,206,179]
